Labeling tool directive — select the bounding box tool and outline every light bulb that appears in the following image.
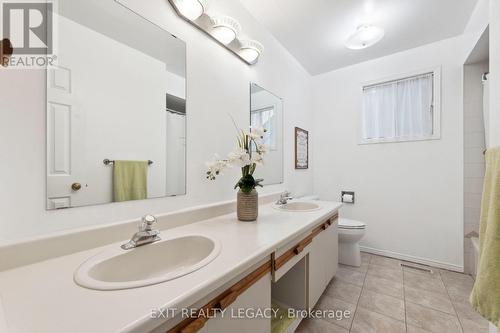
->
[240,48,259,63]
[171,0,208,21]
[210,16,241,45]
[238,40,264,64]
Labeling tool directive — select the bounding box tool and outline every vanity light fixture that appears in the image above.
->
[345,25,385,50]
[210,15,241,45]
[169,0,209,21]
[238,40,264,64]
[167,0,264,65]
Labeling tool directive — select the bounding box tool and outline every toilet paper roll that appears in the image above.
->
[342,194,354,203]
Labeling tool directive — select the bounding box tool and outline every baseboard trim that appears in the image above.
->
[360,246,464,272]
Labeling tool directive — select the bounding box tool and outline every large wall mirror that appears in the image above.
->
[250,83,284,185]
[46,0,186,209]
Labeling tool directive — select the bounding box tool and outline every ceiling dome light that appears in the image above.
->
[345,25,384,50]
[210,16,241,45]
[170,0,209,21]
[238,40,264,64]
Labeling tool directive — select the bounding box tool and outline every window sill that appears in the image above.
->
[358,135,441,145]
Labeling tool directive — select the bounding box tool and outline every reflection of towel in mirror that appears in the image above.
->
[113,161,148,202]
[470,146,500,326]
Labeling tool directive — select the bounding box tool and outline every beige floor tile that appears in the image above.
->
[445,280,475,302]
[370,255,402,269]
[440,270,475,285]
[404,270,447,294]
[350,307,406,333]
[358,289,405,321]
[404,285,455,314]
[325,277,362,304]
[314,295,356,329]
[367,264,403,283]
[448,287,474,302]
[295,318,349,333]
[364,274,404,299]
[334,266,366,287]
[454,299,488,322]
[407,325,433,333]
[459,317,489,333]
[406,301,463,333]
[361,252,372,264]
[454,300,489,333]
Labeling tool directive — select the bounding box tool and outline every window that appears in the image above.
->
[360,70,440,144]
[251,106,276,150]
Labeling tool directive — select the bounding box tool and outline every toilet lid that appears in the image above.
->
[338,218,366,229]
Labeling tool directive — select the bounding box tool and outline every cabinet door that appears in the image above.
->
[324,223,338,285]
[308,230,327,309]
[203,273,271,333]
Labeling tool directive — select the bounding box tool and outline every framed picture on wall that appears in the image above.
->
[295,127,309,169]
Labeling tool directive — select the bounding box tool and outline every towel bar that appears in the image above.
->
[103,159,153,166]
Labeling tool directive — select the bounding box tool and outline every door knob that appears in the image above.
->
[71,183,82,191]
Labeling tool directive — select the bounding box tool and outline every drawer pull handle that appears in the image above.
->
[294,244,306,255]
[218,291,238,310]
[180,317,208,333]
[294,237,312,255]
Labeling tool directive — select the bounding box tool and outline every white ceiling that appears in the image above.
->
[239,0,479,75]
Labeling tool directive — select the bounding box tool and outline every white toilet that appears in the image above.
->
[338,218,366,267]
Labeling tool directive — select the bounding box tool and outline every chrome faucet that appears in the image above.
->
[276,190,293,205]
[121,215,161,250]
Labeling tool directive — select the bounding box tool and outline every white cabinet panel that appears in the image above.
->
[308,218,339,309]
[203,273,271,333]
[308,233,325,309]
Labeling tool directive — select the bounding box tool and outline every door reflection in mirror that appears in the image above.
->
[46,0,186,209]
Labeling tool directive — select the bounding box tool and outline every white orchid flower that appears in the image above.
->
[250,126,267,138]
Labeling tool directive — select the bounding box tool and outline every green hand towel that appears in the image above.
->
[271,302,295,333]
[113,160,148,202]
[470,146,500,326]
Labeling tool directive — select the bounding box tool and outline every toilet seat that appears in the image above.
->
[338,218,366,230]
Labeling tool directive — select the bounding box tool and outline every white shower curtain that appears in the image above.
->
[483,74,490,149]
[362,73,434,139]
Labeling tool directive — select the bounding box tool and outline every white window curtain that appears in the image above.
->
[251,106,276,149]
[362,73,434,140]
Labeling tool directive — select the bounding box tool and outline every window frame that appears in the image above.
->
[358,67,441,145]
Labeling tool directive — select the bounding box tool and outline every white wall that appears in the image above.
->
[490,0,500,147]
[0,0,313,242]
[312,36,471,270]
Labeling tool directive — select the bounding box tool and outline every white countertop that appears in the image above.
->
[0,201,341,333]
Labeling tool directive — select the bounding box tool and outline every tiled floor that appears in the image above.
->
[296,253,489,333]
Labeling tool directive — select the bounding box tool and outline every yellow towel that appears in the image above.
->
[470,146,500,326]
[271,302,295,333]
[113,160,148,202]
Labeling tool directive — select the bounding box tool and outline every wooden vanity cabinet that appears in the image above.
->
[164,213,339,333]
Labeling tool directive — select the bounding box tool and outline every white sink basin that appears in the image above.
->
[74,235,221,290]
[273,201,321,212]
